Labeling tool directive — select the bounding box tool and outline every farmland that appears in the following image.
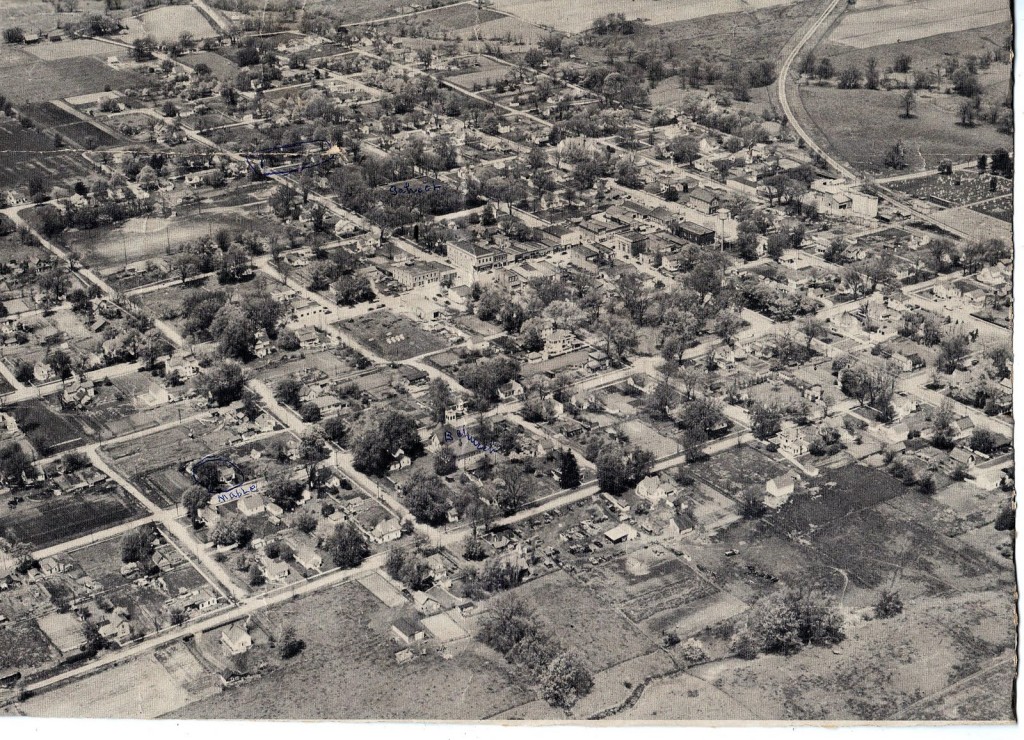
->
[492,0,800,34]
[0,55,147,102]
[122,6,219,44]
[826,0,1010,49]
[0,485,147,551]
[172,581,535,720]
[0,120,94,189]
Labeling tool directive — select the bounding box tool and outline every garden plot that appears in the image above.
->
[0,619,58,677]
[688,445,789,497]
[0,120,94,189]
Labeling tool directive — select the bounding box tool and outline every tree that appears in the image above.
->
[182,485,210,526]
[746,587,844,656]
[3,28,25,44]
[350,407,422,475]
[874,590,903,618]
[559,450,581,489]
[540,651,594,709]
[478,592,540,654]
[969,429,998,455]
[120,526,155,563]
[495,464,533,515]
[198,361,245,406]
[740,491,768,519]
[45,348,73,381]
[994,505,1014,531]
[275,377,303,409]
[865,57,880,89]
[211,304,256,360]
[278,625,305,659]
[595,446,628,495]
[899,89,916,118]
[322,415,347,444]
[403,470,450,525]
[326,522,369,568]
[815,57,834,80]
[668,135,700,165]
[958,100,975,126]
[0,443,34,486]
[750,403,783,440]
[837,66,860,89]
[884,140,908,169]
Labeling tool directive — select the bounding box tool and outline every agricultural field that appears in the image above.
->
[492,0,798,34]
[0,119,94,189]
[122,6,219,44]
[794,85,1012,173]
[825,0,1010,49]
[339,310,449,361]
[405,3,505,29]
[0,482,146,551]
[446,57,516,90]
[887,171,1012,207]
[302,0,464,25]
[0,55,147,102]
[172,581,535,720]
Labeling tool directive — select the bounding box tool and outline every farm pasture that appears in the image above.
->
[22,39,113,61]
[795,85,1012,174]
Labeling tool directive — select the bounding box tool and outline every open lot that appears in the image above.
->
[122,6,219,44]
[10,399,91,455]
[23,644,219,718]
[0,619,57,676]
[173,581,534,720]
[687,589,1014,721]
[688,445,789,497]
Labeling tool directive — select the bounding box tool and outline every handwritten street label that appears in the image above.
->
[388,180,445,195]
[210,482,259,507]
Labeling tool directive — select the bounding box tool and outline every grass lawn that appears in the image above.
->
[172,580,534,720]
[794,85,1012,173]
[340,310,449,361]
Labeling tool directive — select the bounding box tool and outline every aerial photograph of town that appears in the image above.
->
[0,0,1015,726]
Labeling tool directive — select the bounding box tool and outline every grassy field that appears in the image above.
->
[683,589,1014,721]
[122,6,219,44]
[10,399,90,455]
[795,85,1012,173]
[172,580,534,720]
[303,0,464,25]
[493,0,799,34]
[0,55,147,103]
[0,619,57,675]
[404,3,505,29]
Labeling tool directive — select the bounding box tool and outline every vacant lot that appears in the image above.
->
[827,0,1010,49]
[10,399,90,455]
[0,619,57,675]
[513,569,659,672]
[796,86,1012,173]
[23,644,218,718]
[173,581,533,719]
[688,445,789,497]
[0,485,146,550]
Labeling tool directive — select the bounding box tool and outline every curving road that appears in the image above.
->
[777,0,854,180]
